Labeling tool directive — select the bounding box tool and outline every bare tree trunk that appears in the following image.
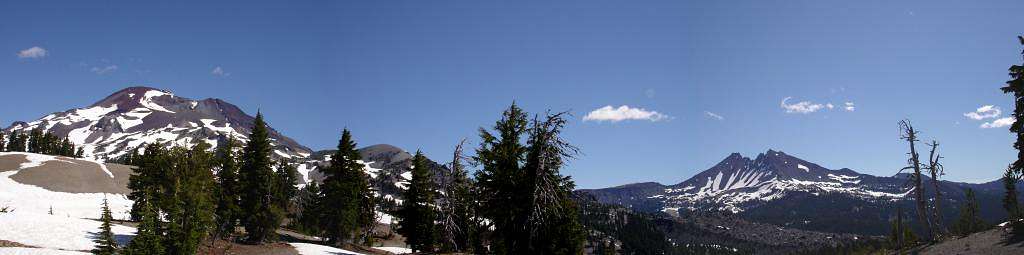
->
[927,141,946,237]
[899,120,933,241]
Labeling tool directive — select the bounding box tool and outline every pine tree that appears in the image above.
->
[1002,36,1024,228]
[474,103,529,254]
[474,104,585,254]
[438,140,475,253]
[952,189,988,236]
[162,143,217,254]
[213,137,241,237]
[127,144,165,222]
[274,160,300,213]
[319,129,373,245]
[296,182,324,237]
[0,132,6,152]
[91,198,119,255]
[398,150,438,252]
[124,202,164,255]
[521,111,585,254]
[237,112,283,243]
[27,128,43,153]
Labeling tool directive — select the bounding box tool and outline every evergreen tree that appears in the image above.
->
[213,137,241,237]
[952,189,988,236]
[296,182,324,237]
[521,111,585,254]
[319,129,374,245]
[1002,35,1024,228]
[237,112,283,243]
[474,103,529,254]
[162,143,217,254]
[124,202,165,255]
[7,130,26,152]
[127,144,165,222]
[398,150,438,252]
[91,198,119,255]
[474,104,585,254]
[274,160,300,213]
[0,132,6,152]
[438,141,475,253]
[27,128,43,153]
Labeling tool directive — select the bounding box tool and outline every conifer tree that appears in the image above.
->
[521,111,585,254]
[124,202,165,255]
[27,128,42,153]
[438,140,475,253]
[319,129,373,245]
[474,103,529,254]
[296,182,324,237]
[274,160,300,212]
[91,198,119,255]
[1002,36,1024,228]
[213,137,241,236]
[162,143,216,254]
[0,132,6,152]
[398,150,438,252]
[128,144,165,222]
[952,189,987,236]
[237,112,283,243]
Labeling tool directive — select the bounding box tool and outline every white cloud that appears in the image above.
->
[17,46,48,59]
[583,105,670,123]
[211,66,230,77]
[826,103,835,109]
[844,102,856,112]
[704,111,724,120]
[90,65,118,75]
[981,117,1015,129]
[964,105,1001,120]
[780,97,825,114]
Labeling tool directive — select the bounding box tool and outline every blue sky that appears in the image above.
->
[2,0,1023,188]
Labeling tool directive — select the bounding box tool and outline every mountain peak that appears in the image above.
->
[5,86,311,160]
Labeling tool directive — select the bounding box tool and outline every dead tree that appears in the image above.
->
[898,119,933,240]
[926,141,946,236]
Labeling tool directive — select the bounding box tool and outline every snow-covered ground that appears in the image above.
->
[0,211,135,252]
[289,242,363,255]
[372,246,412,254]
[0,247,89,255]
[0,152,133,219]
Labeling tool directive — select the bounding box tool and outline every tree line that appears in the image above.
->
[0,128,84,157]
[92,104,587,254]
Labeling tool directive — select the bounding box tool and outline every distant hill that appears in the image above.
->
[581,150,1020,236]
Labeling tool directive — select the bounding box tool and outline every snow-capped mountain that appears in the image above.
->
[3,86,312,160]
[582,149,1016,235]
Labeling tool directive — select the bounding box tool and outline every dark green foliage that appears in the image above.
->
[274,160,300,213]
[888,207,919,253]
[0,132,6,152]
[294,182,324,237]
[397,151,438,252]
[161,143,217,255]
[124,202,165,255]
[6,130,27,152]
[91,198,119,255]
[1002,35,1024,229]
[319,129,375,245]
[474,104,586,254]
[474,104,529,254]
[213,138,241,236]
[952,189,988,236]
[124,142,217,253]
[127,144,166,222]
[238,112,284,243]
[18,128,80,157]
